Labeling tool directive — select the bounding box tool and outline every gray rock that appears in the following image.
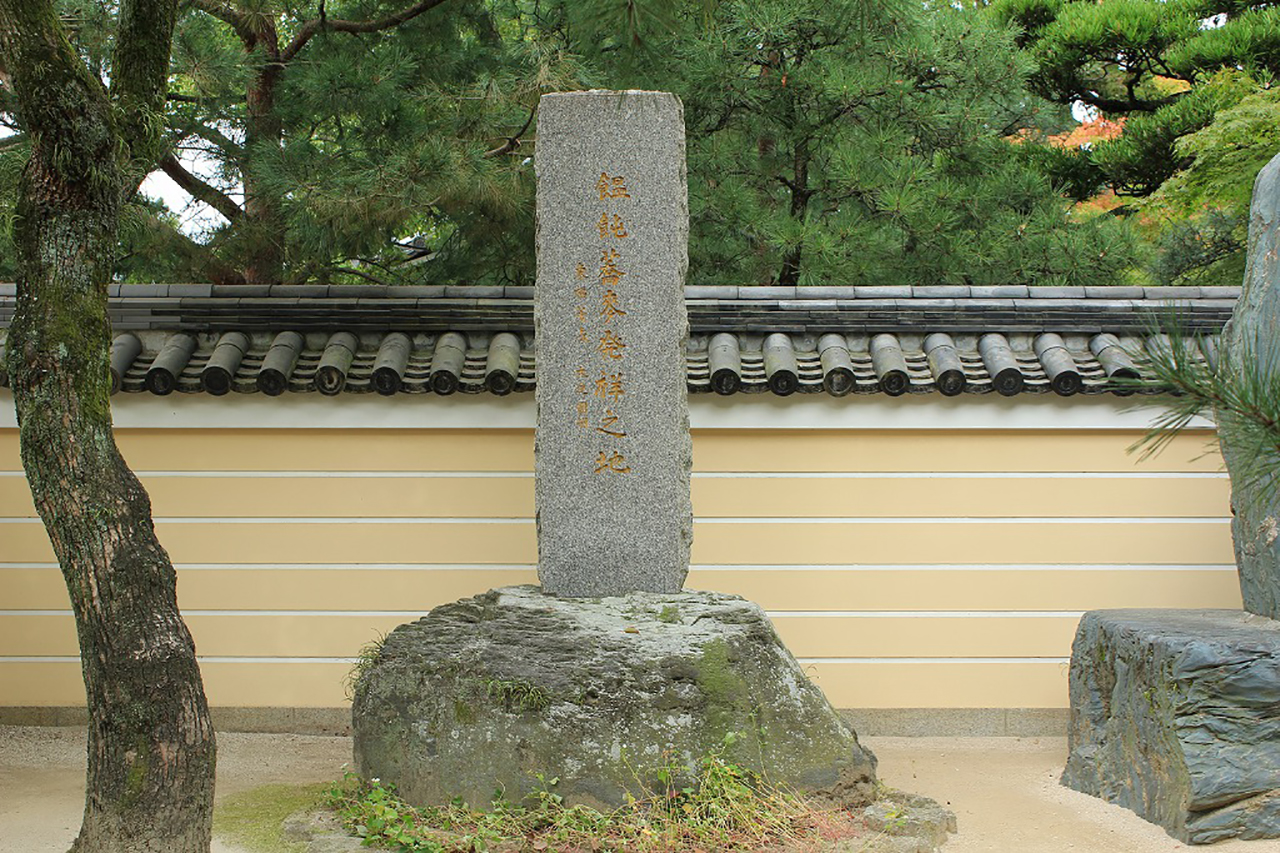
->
[533,90,692,597]
[352,585,877,810]
[851,791,958,853]
[1062,609,1280,844]
[1222,151,1280,620]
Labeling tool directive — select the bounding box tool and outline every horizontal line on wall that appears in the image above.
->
[0,562,1237,572]
[0,609,1087,619]
[797,657,1071,665]
[0,470,1230,479]
[0,655,1071,665]
[0,516,1235,525]
[0,655,360,664]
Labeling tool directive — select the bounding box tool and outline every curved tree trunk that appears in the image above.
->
[0,2,216,850]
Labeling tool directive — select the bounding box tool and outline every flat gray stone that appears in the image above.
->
[1222,151,1280,620]
[352,586,878,810]
[534,91,691,597]
[1062,609,1280,844]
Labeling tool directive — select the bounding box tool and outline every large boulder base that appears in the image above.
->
[1062,609,1280,844]
[352,586,878,810]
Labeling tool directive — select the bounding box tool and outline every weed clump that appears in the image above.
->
[327,741,869,852]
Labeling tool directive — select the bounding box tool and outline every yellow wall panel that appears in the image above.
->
[0,613,404,658]
[772,615,1080,658]
[0,659,1075,709]
[691,521,1233,565]
[807,661,1070,708]
[0,659,1070,709]
[138,476,536,519]
[2,566,1238,612]
[114,429,536,473]
[0,428,1224,474]
[0,660,352,708]
[694,568,1243,611]
[0,519,1232,565]
[0,431,18,472]
[1,612,1081,660]
[0,474,1229,520]
[0,424,1242,714]
[692,476,1229,519]
[691,429,1222,473]
[0,661,87,706]
[127,522,536,564]
[0,567,540,611]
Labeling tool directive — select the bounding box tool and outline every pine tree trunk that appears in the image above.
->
[243,52,285,285]
[0,2,216,850]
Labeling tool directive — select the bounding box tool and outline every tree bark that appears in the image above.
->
[243,54,285,285]
[0,1,216,850]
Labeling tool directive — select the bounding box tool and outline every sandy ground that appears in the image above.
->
[2,727,1278,853]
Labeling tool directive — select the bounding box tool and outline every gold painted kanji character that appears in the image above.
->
[576,400,589,429]
[598,247,625,288]
[594,450,631,474]
[575,285,588,299]
[576,304,588,324]
[600,289,626,322]
[595,408,626,438]
[579,326,589,343]
[598,329,626,360]
[596,173,630,200]
[575,263,587,280]
[595,371,624,402]
[597,213,629,240]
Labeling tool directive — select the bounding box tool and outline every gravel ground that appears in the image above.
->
[2,726,1278,852]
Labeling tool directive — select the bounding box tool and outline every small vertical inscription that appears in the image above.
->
[535,90,692,597]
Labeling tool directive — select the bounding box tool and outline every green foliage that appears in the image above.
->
[1130,319,1280,509]
[1138,83,1280,286]
[581,0,1137,286]
[1092,72,1257,196]
[1148,208,1245,286]
[327,737,861,852]
[478,677,551,713]
[992,0,1280,286]
[0,0,1135,287]
[344,632,388,702]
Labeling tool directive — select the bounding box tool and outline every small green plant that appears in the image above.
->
[479,678,552,713]
[657,605,681,624]
[328,741,870,852]
[344,632,388,701]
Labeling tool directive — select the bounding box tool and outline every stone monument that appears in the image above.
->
[351,92,920,835]
[1061,153,1280,843]
[534,90,692,597]
[1221,150,1280,621]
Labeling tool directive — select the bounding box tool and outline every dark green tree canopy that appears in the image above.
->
[1,0,1138,287]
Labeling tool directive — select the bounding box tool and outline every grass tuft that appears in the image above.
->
[326,743,874,852]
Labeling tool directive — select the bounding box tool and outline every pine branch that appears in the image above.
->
[282,0,452,62]
[159,152,243,221]
[188,123,242,157]
[137,210,246,284]
[1075,89,1183,114]
[186,0,255,43]
[484,105,535,158]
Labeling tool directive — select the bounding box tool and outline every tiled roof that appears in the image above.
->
[0,284,1234,398]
